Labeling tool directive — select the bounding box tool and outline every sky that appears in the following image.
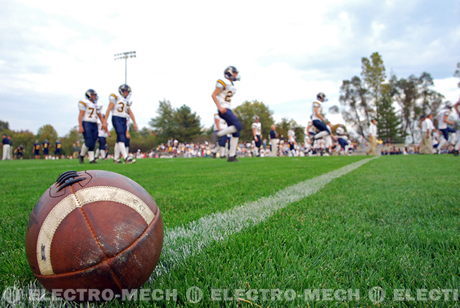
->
[0,0,459,135]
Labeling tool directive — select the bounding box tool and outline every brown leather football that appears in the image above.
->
[25,170,163,299]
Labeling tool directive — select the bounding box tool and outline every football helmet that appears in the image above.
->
[118,84,132,97]
[224,66,240,81]
[316,92,327,102]
[85,89,98,102]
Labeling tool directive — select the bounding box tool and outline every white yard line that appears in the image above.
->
[152,157,375,279]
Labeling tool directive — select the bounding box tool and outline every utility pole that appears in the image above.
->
[114,51,136,84]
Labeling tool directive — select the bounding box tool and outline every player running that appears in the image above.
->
[436,102,456,154]
[105,84,138,164]
[212,66,242,162]
[78,89,105,164]
[311,92,332,155]
[212,113,229,158]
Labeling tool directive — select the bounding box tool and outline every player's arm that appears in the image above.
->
[78,110,85,133]
[212,87,226,114]
[104,102,114,122]
[443,114,454,125]
[128,109,138,131]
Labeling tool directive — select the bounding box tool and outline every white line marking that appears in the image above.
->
[152,157,375,279]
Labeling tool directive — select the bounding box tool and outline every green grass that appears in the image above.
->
[0,155,459,306]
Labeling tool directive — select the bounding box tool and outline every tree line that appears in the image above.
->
[339,52,455,144]
[2,56,458,158]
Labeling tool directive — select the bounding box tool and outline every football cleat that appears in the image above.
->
[227,156,239,162]
[125,156,136,164]
[79,155,84,164]
[89,160,97,164]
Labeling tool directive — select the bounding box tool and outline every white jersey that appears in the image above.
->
[78,99,101,123]
[421,118,434,133]
[369,123,377,137]
[252,122,262,135]
[216,78,237,109]
[437,108,453,129]
[98,122,108,138]
[311,100,323,121]
[214,114,227,130]
[109,93,133,118]
[288,129,296,142]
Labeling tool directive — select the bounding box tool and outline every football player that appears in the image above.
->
[42,140,50,159]
[334,124,350,155]
[269,124,279,157]
[97,115,108,159]
[287,128,297,156]
[212,66,242,162]
[436,102,456,153]
[212,113,229,158]
[105,84,137,163]
[454,100,460,155]
[252,115,262,157]
[33,140,41,159]
[78,89,105,163]
[311,92,333,154]
[54,140,63,159]
[2,134,11,160]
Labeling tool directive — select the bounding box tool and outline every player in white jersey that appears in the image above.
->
[78,89,105,163]
[453,100,460,155]
[333,124,350,155]
[212,113,229,158]
[311,92,333,154]
[105,84,137,163]
[436,103,456,153]
[97,114,108,159]
[252,115,262,157]
[287,128,297,156]
[212,66,242,162]
[420,114,434,154]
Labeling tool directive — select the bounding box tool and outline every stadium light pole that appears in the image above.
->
[114,51,136,84]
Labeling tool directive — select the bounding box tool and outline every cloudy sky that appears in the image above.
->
[1,0,459,135]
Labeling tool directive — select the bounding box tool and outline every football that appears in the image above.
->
[25,170,163,299]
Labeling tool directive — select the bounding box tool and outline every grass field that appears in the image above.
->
[0,155,459,306]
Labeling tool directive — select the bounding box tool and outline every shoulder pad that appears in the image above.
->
[216,79,226,89]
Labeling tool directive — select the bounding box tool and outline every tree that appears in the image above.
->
[376,83,404,143]
[149,100,202,143]
[0,120,9,133]
[361,52,386,115]
[149,100,176,143]
[339,76,369,138]
[173,105,202,142]
[36,124,58,144]
[392,73,444,143]
[233,100,274,141]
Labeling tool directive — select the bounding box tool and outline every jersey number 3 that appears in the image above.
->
[117,102,125,113]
